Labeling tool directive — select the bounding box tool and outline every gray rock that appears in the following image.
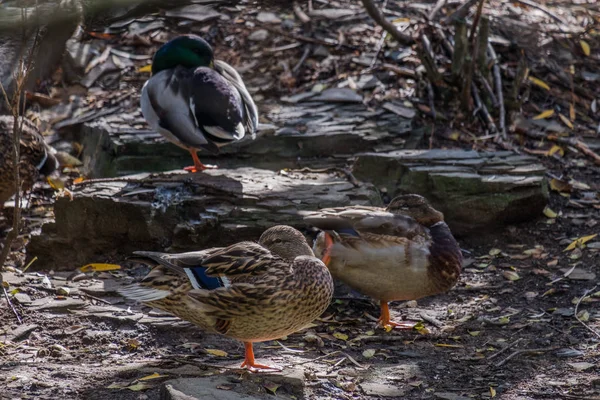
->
[27,168,380,270]
[361,382,406,397]
[5,324,39,342]
[161,377,261,400]
[311,88,363,103]
[353,150,548,235]
[382,102,416,119]
[248,29,269,41]
[29,297,87,311]
[308,9,356,19]
[13,292,32,304]
[256,12,281,24]
[356,74,381,90]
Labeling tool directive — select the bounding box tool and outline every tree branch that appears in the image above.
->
[360,0,415,45]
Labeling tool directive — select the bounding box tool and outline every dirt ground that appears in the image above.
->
[1,0,600,398]
[1,168,599,400]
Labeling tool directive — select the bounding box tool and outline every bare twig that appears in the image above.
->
[293,45,311,76]
[514,0,567,26]
[360,0,414,45]
[442,0,479,25]
[428,0,448,21]
[2,284,22,324]
[574,286,600,340]
[487,338,523,361]
[0,12,41,274]
[293,2,311,24]
[495,347,558,367]
[488,45,507,139]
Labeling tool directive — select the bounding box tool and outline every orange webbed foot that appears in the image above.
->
[185,149,217,173]
[241,342,282,373]
[378,301,415,331]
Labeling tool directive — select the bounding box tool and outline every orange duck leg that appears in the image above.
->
[378,301,416,330]
[183,149,217,173]
[240,342,281,372]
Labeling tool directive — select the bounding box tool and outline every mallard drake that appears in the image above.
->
[141,35,258,172]
[0,116,58,205]
[304,194,462,330]
[118,225,333,371]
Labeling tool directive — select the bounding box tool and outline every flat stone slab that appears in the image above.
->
[27,168,379,270]
[160,370,304,400]
[353,150,548,234]
[78,100,412,178]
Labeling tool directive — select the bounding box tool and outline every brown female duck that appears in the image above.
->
[304,194,462,329]
[118,225,334,371]
[0,116,57,204]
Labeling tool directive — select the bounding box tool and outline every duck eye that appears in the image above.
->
[274,239,283,244]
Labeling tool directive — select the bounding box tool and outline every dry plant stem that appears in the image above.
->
[451,21,468,79]
[472,82,497,133]
[488,44,507,139]
[495,347,558,367]
[370,0,389,69]
[442,0,479,25]
[419,34,442,84]
[360,0,414,45]
[476,16,489,77]
[515,0,567,26]
[0,26,40,272]
[293,2,310,24]
[293,45,311,76]
[574,286,600,340]
[428,0,447,21]
[469,0,486,43]
[486,338,523,361]
[3,284,22,324]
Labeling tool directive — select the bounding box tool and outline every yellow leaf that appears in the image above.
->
[468,331,480,336]
[73,177,86,184]
[139,373,167,381]
[528,76,550,91]
[558,113,573,129]
[542,288,556,297]
[546,145,564,157]
[490,387,497,398]
[502,270,520,281]
[449,131,460,141]
[564,234,598,251]
[333,332,349,341]
[580,40,590,56]
[79,263,121,272]
[549,178,572,193]
[47,176,65,190]
[489,248,502,256]
[138,64,152,73]
[543,207,558,219]
[569,104,575,121]
[205,349,228,357]
[577,310,589,322]
[533,109,554,120]
[435,343,464,348]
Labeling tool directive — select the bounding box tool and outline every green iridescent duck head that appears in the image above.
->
[151,35,214,74]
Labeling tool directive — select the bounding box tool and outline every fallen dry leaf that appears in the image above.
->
[564,234,598,251]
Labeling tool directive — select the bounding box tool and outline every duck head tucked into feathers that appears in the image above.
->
[141,34,258,173]
[151,35,214,74]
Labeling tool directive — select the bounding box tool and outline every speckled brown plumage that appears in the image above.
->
[304,194,462,329]
[0,116,57,204]
[118,225,334,370]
